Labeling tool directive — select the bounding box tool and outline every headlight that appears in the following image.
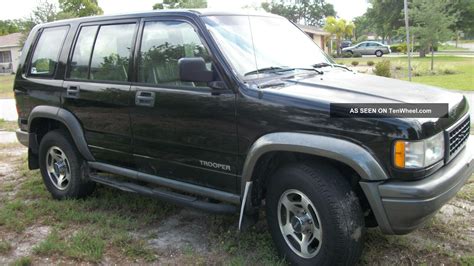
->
[393,132,445,169]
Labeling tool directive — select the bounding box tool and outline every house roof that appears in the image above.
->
[0,33,22,48]
[297,24,330,36]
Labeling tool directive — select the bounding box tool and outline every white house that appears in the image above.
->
[0,33,22,74]
[297,24,331,53]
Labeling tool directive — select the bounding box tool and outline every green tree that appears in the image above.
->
[58,0,103,18]
[352,14,372,41]
[411,0,455,69]
[261,0,336,26]
[152,0,207,10]
[447,0,474,43]
[366,0,404,43]
[324,16,354,55]
[0,20,22,36]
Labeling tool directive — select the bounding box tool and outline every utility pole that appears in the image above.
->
[404,0,412,81]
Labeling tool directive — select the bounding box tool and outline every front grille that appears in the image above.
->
[447,116,470,161]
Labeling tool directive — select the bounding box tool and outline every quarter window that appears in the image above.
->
[138,21,212,87]
[70,26,98,79]
[90,23,135,82]
[30,26,69,76]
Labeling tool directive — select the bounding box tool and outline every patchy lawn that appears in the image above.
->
[337,56,474,91]
[0,75,14,99]
[0,143,473,264]
[0,119,17,132]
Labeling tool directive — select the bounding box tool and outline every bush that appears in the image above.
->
[395,65,402,70]
[374,60,391,77]
[351,61,359,66]
[342,53,352,58]
[367,60,375,66]
[352,52,362,58]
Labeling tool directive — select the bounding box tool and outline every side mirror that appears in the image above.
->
[178,57,213,83]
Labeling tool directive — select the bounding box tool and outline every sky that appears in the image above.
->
[0,0,369,21]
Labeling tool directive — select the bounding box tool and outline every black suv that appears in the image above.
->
[14,10,473,265]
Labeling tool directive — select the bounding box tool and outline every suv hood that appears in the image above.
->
[260,69,468,134]
[268,69,463,106]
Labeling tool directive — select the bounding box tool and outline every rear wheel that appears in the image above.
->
[39,130,95,199]
[266,162,365,265]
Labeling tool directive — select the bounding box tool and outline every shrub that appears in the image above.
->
[351,61,359,66]
[367,60,375,66]
[342,52,352,58]
[352,52,362,58]
[395,65,402,70]
[441,67,456,75]
[374,60,391,77]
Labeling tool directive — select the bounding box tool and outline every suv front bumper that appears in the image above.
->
[361,137,474,235]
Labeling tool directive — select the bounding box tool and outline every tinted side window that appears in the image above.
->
[30,26,69,76]
[70,26,98,79]
[138,21,212,86]
[90,23,135,82]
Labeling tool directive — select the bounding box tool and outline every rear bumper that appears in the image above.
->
[361,136,474,235]
[16,129,29,147]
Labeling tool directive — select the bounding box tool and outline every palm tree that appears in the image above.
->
[324,16,354,55]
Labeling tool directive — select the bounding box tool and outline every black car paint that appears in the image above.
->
[14,11,468,197]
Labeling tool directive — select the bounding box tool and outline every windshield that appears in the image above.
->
[203,15,333,79]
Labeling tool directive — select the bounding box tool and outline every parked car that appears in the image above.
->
[15,10,472,265]
[342,41,391,57]
[340,40,352,49]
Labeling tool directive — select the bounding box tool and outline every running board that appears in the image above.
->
[88,162,240,204]
[89,174,238,214]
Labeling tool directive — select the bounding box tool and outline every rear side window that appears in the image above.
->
[29,26,69,76]
[70,26,98,79]
[90,23,135,82]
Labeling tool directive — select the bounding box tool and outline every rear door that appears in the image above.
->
[63,20,138,167]
[129,18,238,193]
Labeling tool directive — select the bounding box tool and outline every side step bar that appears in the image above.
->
[89,174,238,214]
[88,162,240,204]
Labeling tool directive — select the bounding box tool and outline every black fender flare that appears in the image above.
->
[28,105,95,161]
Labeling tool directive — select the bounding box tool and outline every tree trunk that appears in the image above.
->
[456,32,459,48]
[336,37,341,56]
[419,48,426,57]
[431,45,434,71]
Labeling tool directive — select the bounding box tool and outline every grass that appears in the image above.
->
[337,56,474,91]
[0,150,473,264]
[438,43,469,51]
[0,119,17,131]
[0,74,14,99]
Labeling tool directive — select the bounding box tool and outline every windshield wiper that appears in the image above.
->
[244,66,322,77]
[312,62,351,71]
[244,66,288,76]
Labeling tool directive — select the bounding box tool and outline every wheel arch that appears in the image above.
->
[28,105,95,162]
[238,132,388,230]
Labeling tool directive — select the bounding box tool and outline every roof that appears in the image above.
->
[297,24,330,36]
[0,33,22,48]
[38,9,281,27]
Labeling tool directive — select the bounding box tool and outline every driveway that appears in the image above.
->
[0,99,17,121]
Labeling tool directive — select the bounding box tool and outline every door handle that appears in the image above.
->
[66,85,80,98]
[135,91,155,107]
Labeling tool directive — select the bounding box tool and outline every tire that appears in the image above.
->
[266,162,365,266]
[375,50,383,57]
[39,130,95,199]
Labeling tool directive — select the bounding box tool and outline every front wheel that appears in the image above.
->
[266,162,365,265]
[375,50,383,57]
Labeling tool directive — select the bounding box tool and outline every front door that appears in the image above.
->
[130,19,238,193]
